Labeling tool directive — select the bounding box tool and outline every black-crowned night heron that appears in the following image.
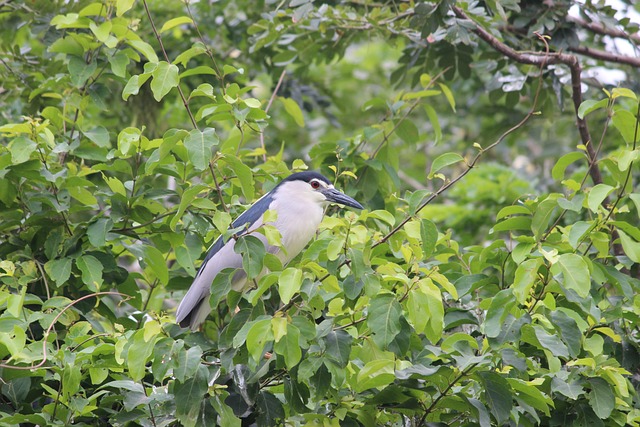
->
[176,171,363,330]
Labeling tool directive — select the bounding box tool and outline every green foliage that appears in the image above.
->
[1,0,640,426]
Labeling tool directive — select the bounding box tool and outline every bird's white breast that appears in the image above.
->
[270,182,325,263]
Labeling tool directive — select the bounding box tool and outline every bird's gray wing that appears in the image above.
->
[175,192,275,329]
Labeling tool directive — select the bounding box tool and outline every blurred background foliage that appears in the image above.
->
[1,0,640,425]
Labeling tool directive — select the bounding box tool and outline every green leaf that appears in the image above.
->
[280,97,305,127]
[355,359,395,392]
[612,109,640,145]
[368,293,402,349]
[127,329,157,381]
[551,377,584,399]
[10,136,37,164]
[531,197,557,239]
[533,325,569,357]
[618,149,640,171]
[68,56,97,88]
[246,318,273,362]
[496,205,531,219]
[87,218,113,247]
[484,289,515,338]
[278,267,302,304]
[173,346,203,383]
[150,61,180,101]
[429,152,463,177]
[420,218,438,257]
[68,185,98,206]
[159,16,193,33]
[478,372,512,424]
[577,98,608,119]
[588,184,614,213]
[116,0,135,16]
[170,184,208,230]
[244,98,262,108]
[109,51,129,78]
[127,40,159,62]
[550,310,582,358]
[618,230,640,262]
[611,87,637,100]
[0,325,26,357]
[512,258,541,304]
[552,152,584,181]
[83,126,110,148]
[174,43,207,67]
[76,255,103,292]
[323,330,352,368]
[552,253,590,298]
[175,365,209,427]
[424,104,442,143]
[588,377,615,419]
[438,82,456,112]
[490,216,532,234]
[395,120,420,144]
[407,286,430,334]
[223,154,254,200]
[507,378,552,416]
[210,394,241,427]
[142,245,168,285]
[122,73,152,101]
[45,258,72,287]
[234,235,265,280]
[184,128,219,171]
[273,324,302,369]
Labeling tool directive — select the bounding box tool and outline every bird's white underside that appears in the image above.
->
[175,180,327,330]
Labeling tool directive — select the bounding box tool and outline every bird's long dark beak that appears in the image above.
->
[321,188,364,210]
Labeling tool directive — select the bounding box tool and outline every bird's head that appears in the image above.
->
[275,171,363,210]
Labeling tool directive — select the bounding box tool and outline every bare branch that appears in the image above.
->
[569,45,640,67]
[259,69,288,162]
[567,15,640,43]
[451,6,604,189]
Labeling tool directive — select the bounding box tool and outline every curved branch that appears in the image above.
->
[569,45,640,67]
[567,15,640,43]
[0,292,129,370]
[451,6,604,189]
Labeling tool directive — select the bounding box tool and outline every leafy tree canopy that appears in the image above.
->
[1,0,639,425]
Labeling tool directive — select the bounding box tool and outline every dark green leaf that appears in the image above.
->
[234,235,265,280]
[323,330,352,368]
[76,255,104,291]
[150,61,179,101]
[368,293,402,349]
[184,128,219,171]
[478,371,512,424]
[44,258,73,287]
[588,378,615,419]
[175,365,209,427]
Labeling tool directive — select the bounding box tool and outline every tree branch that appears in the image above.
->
[567,15,640,43]
[451,6,604,188]
[568,45,640,67]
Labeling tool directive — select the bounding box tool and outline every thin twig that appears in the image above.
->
[567,15,640,43]
[209,160,229,214]
[451,6,605,191]
[141,0,198,129]
[375,60,546,248]
[259,69,287,162]
[0,292,129,370]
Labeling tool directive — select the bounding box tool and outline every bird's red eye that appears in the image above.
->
[310,180,320,189]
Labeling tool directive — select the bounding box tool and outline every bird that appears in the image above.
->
[175,171,363,330]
